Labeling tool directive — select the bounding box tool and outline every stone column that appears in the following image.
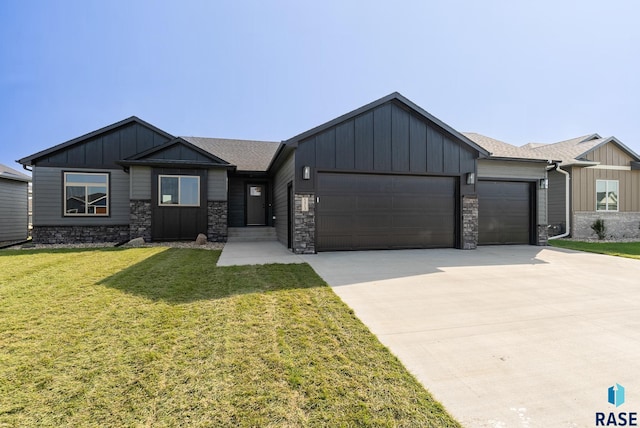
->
[462,195,478,250]
[129,200,152,241]
[207,201,228,242]
[293,193,315,254]
[537,224,549,246]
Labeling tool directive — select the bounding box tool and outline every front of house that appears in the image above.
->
[19,93,555,252]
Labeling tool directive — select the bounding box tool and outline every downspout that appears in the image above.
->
[548,163,571,240]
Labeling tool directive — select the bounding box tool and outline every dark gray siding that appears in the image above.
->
[35,123,170,169]
[548,169,567,229]
[33,167,130,226]
[140,144,213,163]
[295,101,477,194]
[274,152,294,245]
[228,177,245,227]
[0,179,29,241]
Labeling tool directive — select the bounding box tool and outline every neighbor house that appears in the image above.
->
[522,134,640,240]
[18,92,552,252]
[0,163,31,242]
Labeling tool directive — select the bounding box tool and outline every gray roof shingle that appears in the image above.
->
[181,137,281,172]
[524,134,607,164]
[462,133,550,161]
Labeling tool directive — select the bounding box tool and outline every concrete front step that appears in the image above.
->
[227,227,277,242]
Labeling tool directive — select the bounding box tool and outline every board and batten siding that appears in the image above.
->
[33,167,130,225]
[0,179,29,241]
[273,152,294,246]
[570,166,640,212]
[295,101,477,195]
[478,159,548,225]
[585,143,634,167]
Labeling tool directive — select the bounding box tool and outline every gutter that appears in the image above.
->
[547,163,571,240]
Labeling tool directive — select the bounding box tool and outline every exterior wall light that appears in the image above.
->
[466,172,475,185]
[302,166,311,180]
[539,178,549,189]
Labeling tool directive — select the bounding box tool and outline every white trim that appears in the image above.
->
[585,165,631,171]
[596,179,619,212]
[158,174,201,207]
[63,172,109,216]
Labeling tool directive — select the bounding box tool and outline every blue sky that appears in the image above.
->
[2,0,639,170]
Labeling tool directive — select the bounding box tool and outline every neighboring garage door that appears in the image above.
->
[316,173,456,251]
[478,180,532,245]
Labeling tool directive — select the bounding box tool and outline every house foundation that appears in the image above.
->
[32,225,130,244]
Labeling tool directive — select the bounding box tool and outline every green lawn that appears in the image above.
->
[0,247,459,427]
[549,240,640,260]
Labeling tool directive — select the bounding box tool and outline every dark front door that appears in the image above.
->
[316,173,456,251]
[478,180,533,245]
[246,184,266,226]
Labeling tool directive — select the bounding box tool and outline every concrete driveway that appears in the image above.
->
[302,246,640,427]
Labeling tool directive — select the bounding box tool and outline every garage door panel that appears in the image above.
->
[317,173,456,251]
[478,181,532,245]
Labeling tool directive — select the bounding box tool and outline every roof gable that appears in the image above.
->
[528,134,640,165]
[284,92,490,157]
[18,116,174,168]
[122,137,232,168]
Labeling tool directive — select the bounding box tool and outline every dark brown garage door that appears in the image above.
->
[316,173,456,251]
[478,180,532,245]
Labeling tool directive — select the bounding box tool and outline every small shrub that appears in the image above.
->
[591,219,607,240]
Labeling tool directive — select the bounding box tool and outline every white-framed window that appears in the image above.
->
[596,180,619,211]
[64,172,109,216]
[159,175,200,206]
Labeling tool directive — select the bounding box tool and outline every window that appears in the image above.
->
[159,175,200,206]
[596,180,618,211]
[64,172,109,216]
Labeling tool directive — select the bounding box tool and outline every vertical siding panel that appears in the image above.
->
[137,126,154,153]
[427,126,443,173]
[335,120,355,170]
[119,126,137,160]
[443,137,460,174]
[315,129,336,169]
[409,115,427,173]
[295,137,316,193]
[391,105,410,172]
[373,104,392,171]
[103,133,119,165]
[354,111,374,170]
[274,152,294,245]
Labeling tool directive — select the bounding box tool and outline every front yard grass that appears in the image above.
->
[549,239,640,260]
[0,247,459,427]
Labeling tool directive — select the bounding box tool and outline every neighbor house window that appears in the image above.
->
[64,172,109,216]
[159,175,200,206]
[596,180,618,211]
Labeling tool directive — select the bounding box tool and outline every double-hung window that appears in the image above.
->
[159,175,200,206]
[64,172,109,216]
[596,180,619,211]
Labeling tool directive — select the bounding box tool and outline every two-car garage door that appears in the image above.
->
[316,173,456,251]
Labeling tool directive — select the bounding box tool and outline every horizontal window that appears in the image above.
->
[596,179,618,211]
[64,172,109,216]
[159,175,200,206]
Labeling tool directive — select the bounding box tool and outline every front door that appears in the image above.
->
[246,184,266,226]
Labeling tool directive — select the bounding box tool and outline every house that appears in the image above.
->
[18,92,552,252]
[522,134,640,240]
[0,164,31,242]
